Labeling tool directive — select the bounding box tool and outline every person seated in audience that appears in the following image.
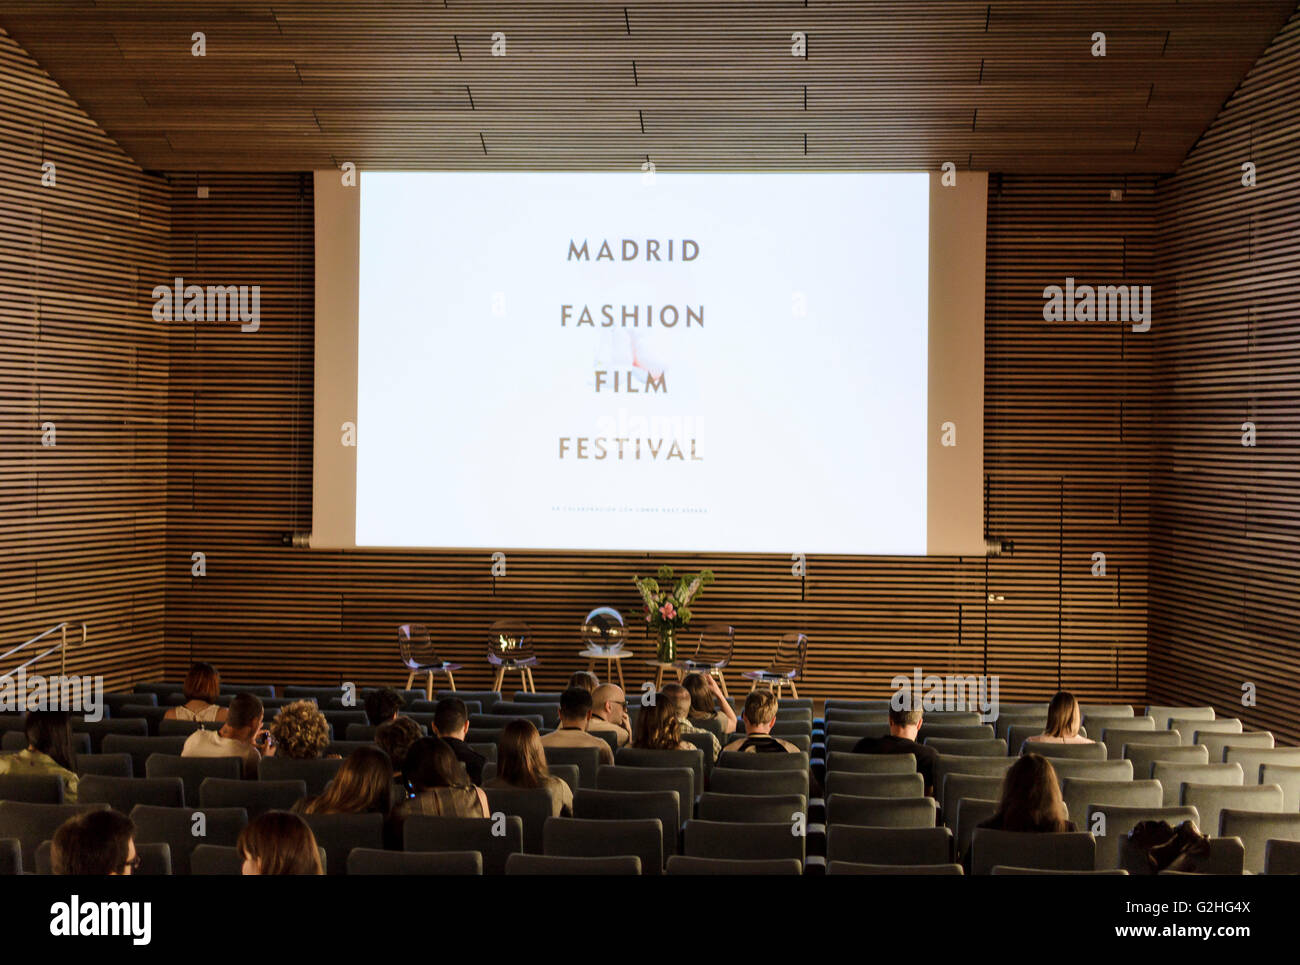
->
[977,754,1074,833]
[632,694,695,751]
[485,719,574,817]
[239,810,324,875]
[539,687,615,765]
[589,683,632,747]
[682,672,738,736]
[375,714,424,791]
[51,809,138,875]
[269,699,334,760]
[393,737,490,821]
[0,711,80,801]
[568,670,599,693]
[296,746,393,816]
[1027,691,1093,744]
[663,682,720,763]
[182,692,266,778]
[852,702,938,795]
[164,661,229,723]
[721,690,801,754]
[362,687,405,727]
[433,696,486,784]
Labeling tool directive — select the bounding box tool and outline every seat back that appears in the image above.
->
[572,789,681,851]
[683,819,804,862]
[1264,838,1300,875]
[402,815,522,875]
[1061,779,1161,823]
[74,753,134,779]
[397,624,441,670]
[925,738,1007,758]
[76,718,150,752]
[129,805,248,875]
[1151,762,1244,807]
[954,797,998,858]
[1171,717,1241,745]
[932,755,1014,794]
[706,767,807,798]
[1046,757,1133,786]
[145,753,242,807]
[100,735,188,776]
[1260,764,1300,811]
[970,829,1095,875]
[995,714,1046,741]
[483,786,555,854]
[829,860,964,875]
[1,731,90,755]
[715,750,809,772]
[492,702,560,729]
[825,752,916,775]
[1145,705,1214,731]
[79,775,185,812]
[1123,743,1208,779]
[698,792,806,824]
[507,853,641,875]
[824,771,924,799]
[0,775,65,804]
[348,848,482,875]
[301,812,385,875]
[198,778,308,818]
[1022,741,1106,760]
[1078,704,1133,719]
[1201,732,1275,761]
[617,747,705,800]
[1083,714,1153,739]
[826,825,954,866]
[1225,746,1300,783]
[0,802,107,866]
[256,756,342,795]
[827,794,937,828]
[596,765,693,827]
[941,773,1004,828]
[1103,728,1179,759]
[1182,783,1284,836]
[0,837,20,875]
[542,816,663,874]
[918,724,996,742]
[1219,810,1300,874]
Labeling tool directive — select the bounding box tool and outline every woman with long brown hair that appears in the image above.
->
[1029,691,1093,744]
[485,719,573,817]
[682,672,737,736]
[631,694,693,751]
[239,811,324,875]
[0,711,80,802]
[296,746,393,815]
[980,753,1075,833]
[393,737,489,820]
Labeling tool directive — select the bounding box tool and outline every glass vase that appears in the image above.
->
[657,626,676,662]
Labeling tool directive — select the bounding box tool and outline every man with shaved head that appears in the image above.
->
[588,683,631,747]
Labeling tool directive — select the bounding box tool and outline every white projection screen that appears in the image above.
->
[313,170,986,556]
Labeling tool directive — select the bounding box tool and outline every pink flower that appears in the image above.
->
[659,602,676,620]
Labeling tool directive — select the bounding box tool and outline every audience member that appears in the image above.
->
[433,697,486,783]
[375,715,423,788]
[977,754,1074,833]
[721,690,800,754]
[393,737,489,820]
[239,811,324,875]
[164,661,228,723]
[1028,691,1093,744]
[539,687,615,765]
[632,691,694,751]
[269,699,333,760]
[852,703,938,795]
[485,719,574,817]
[181,692,266,778]
[683,672,737,735]
[663,682,720,764]
[568,670,599,692]
[51,809,138,875]
[362,687,405,727]
[589,683,631,747]
[296,746,393,815]
[0,711,80,801]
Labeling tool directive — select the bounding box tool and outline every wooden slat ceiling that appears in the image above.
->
[0,1,1294,173]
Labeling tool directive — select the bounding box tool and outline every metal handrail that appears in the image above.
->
[0,621,87,680]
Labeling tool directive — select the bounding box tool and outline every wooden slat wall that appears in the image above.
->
[161,172,1154,704]
[1151,8,1300,744]
[0,29,168,689]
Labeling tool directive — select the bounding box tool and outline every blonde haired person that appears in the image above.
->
[165,662,228,723]
[722,690,800,754]
[663,682,720,764]
[631,695,694,752]
[1028,691,1093,745]
[269,700,334,760]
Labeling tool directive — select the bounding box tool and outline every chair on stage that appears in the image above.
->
[675,624,735,698]
[740,632,808,699]
[578,607,632,689]
[397,624,461,700]
[487,620,539,694]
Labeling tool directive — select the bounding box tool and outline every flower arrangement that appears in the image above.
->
[633,565,715,661]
